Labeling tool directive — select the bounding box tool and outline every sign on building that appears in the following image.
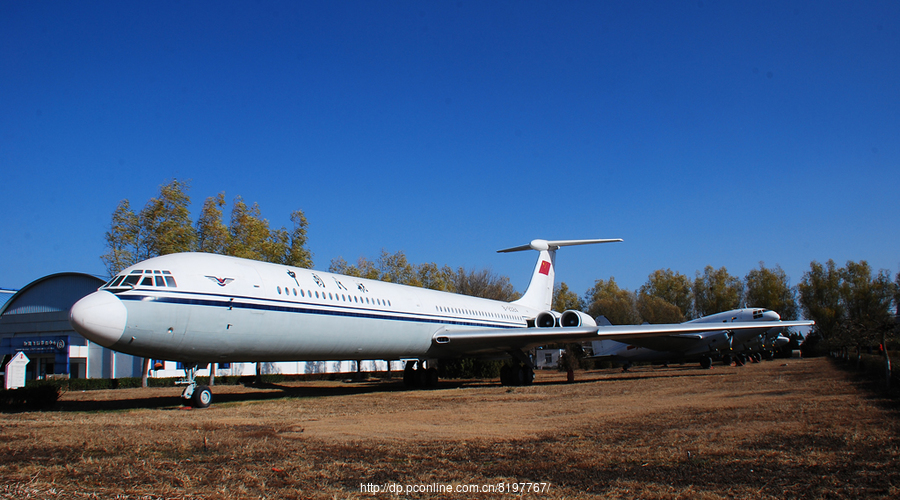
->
[4,352,29,390]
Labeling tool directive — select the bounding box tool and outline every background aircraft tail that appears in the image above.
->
[498,238,622,312]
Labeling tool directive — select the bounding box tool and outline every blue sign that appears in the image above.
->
[16,337,67,353]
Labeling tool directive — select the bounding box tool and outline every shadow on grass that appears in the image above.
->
[829,357,900,416]
[41,365,733,413]
[46,377,480,412]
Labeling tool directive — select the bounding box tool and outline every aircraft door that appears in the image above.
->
[222,263,265,339]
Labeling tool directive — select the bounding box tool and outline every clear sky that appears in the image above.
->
[1,1,898,302]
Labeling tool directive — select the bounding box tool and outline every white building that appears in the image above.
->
[534,348,564,369]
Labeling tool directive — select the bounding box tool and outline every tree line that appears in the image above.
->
[101,179,312,276]
[554,261,898,356]
[103,179,898,358]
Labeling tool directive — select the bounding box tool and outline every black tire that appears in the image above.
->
[192,385,213,408]
[722,354,733,366]
[500,365,512,386]
[699,356,712,369]
[403,361,416,387]
[514,366,526,386]
[414,367,427,387]
[426,367,439,387]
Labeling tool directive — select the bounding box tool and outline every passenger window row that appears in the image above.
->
[435,305,518,321]
[276,286,391,307]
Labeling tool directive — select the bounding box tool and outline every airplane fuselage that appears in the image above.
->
[74,252,536,364]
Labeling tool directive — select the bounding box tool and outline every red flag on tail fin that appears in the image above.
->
[539,260,551,275]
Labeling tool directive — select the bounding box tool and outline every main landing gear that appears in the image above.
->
[499,363,534,386]
[178,363,213,408]
[500,350,535,386]
[403,360,438,388]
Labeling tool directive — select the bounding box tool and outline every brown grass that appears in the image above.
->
[1,358,898,499]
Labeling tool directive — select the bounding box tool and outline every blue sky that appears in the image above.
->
[1,1,898,302]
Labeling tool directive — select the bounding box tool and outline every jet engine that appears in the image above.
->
[535,310,561,328]
[560,310,597,328]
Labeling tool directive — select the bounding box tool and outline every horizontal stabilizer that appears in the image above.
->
[497,238,623,253]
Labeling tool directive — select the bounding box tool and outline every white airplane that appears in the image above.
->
[69,238,812,407]
[590,308,811,368]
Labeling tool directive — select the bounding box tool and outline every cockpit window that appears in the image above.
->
[103,270,178,291]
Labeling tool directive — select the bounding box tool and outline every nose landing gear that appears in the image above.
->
[178,363,213,408]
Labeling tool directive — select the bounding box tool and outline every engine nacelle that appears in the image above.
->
[535,310,561,328]
[560,310,597,328]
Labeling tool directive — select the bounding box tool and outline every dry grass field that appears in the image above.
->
[1,357,898,499]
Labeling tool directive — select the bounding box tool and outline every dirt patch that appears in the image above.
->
[1,358,898,499]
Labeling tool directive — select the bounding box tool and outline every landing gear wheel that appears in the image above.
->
[192,385,213,408]
[500,365,512,386]
[699,356,712,369]
[514,366,525,386]
[500,363,534,386]
[524,367,534,385]
[425,367,439,387]
[403,361,416,387]
[722,354,733,366]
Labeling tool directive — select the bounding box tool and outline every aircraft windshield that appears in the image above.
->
[102,269,177,292]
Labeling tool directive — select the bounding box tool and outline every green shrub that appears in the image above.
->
[0,385,60,411]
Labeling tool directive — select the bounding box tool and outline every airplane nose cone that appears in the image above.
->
[69,291,127,347]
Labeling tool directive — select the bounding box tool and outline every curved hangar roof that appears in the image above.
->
[0,273,104,317]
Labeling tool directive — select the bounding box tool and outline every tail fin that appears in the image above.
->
[498,238,622,311]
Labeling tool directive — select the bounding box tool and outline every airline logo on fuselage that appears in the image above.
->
[206,276,235,287]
